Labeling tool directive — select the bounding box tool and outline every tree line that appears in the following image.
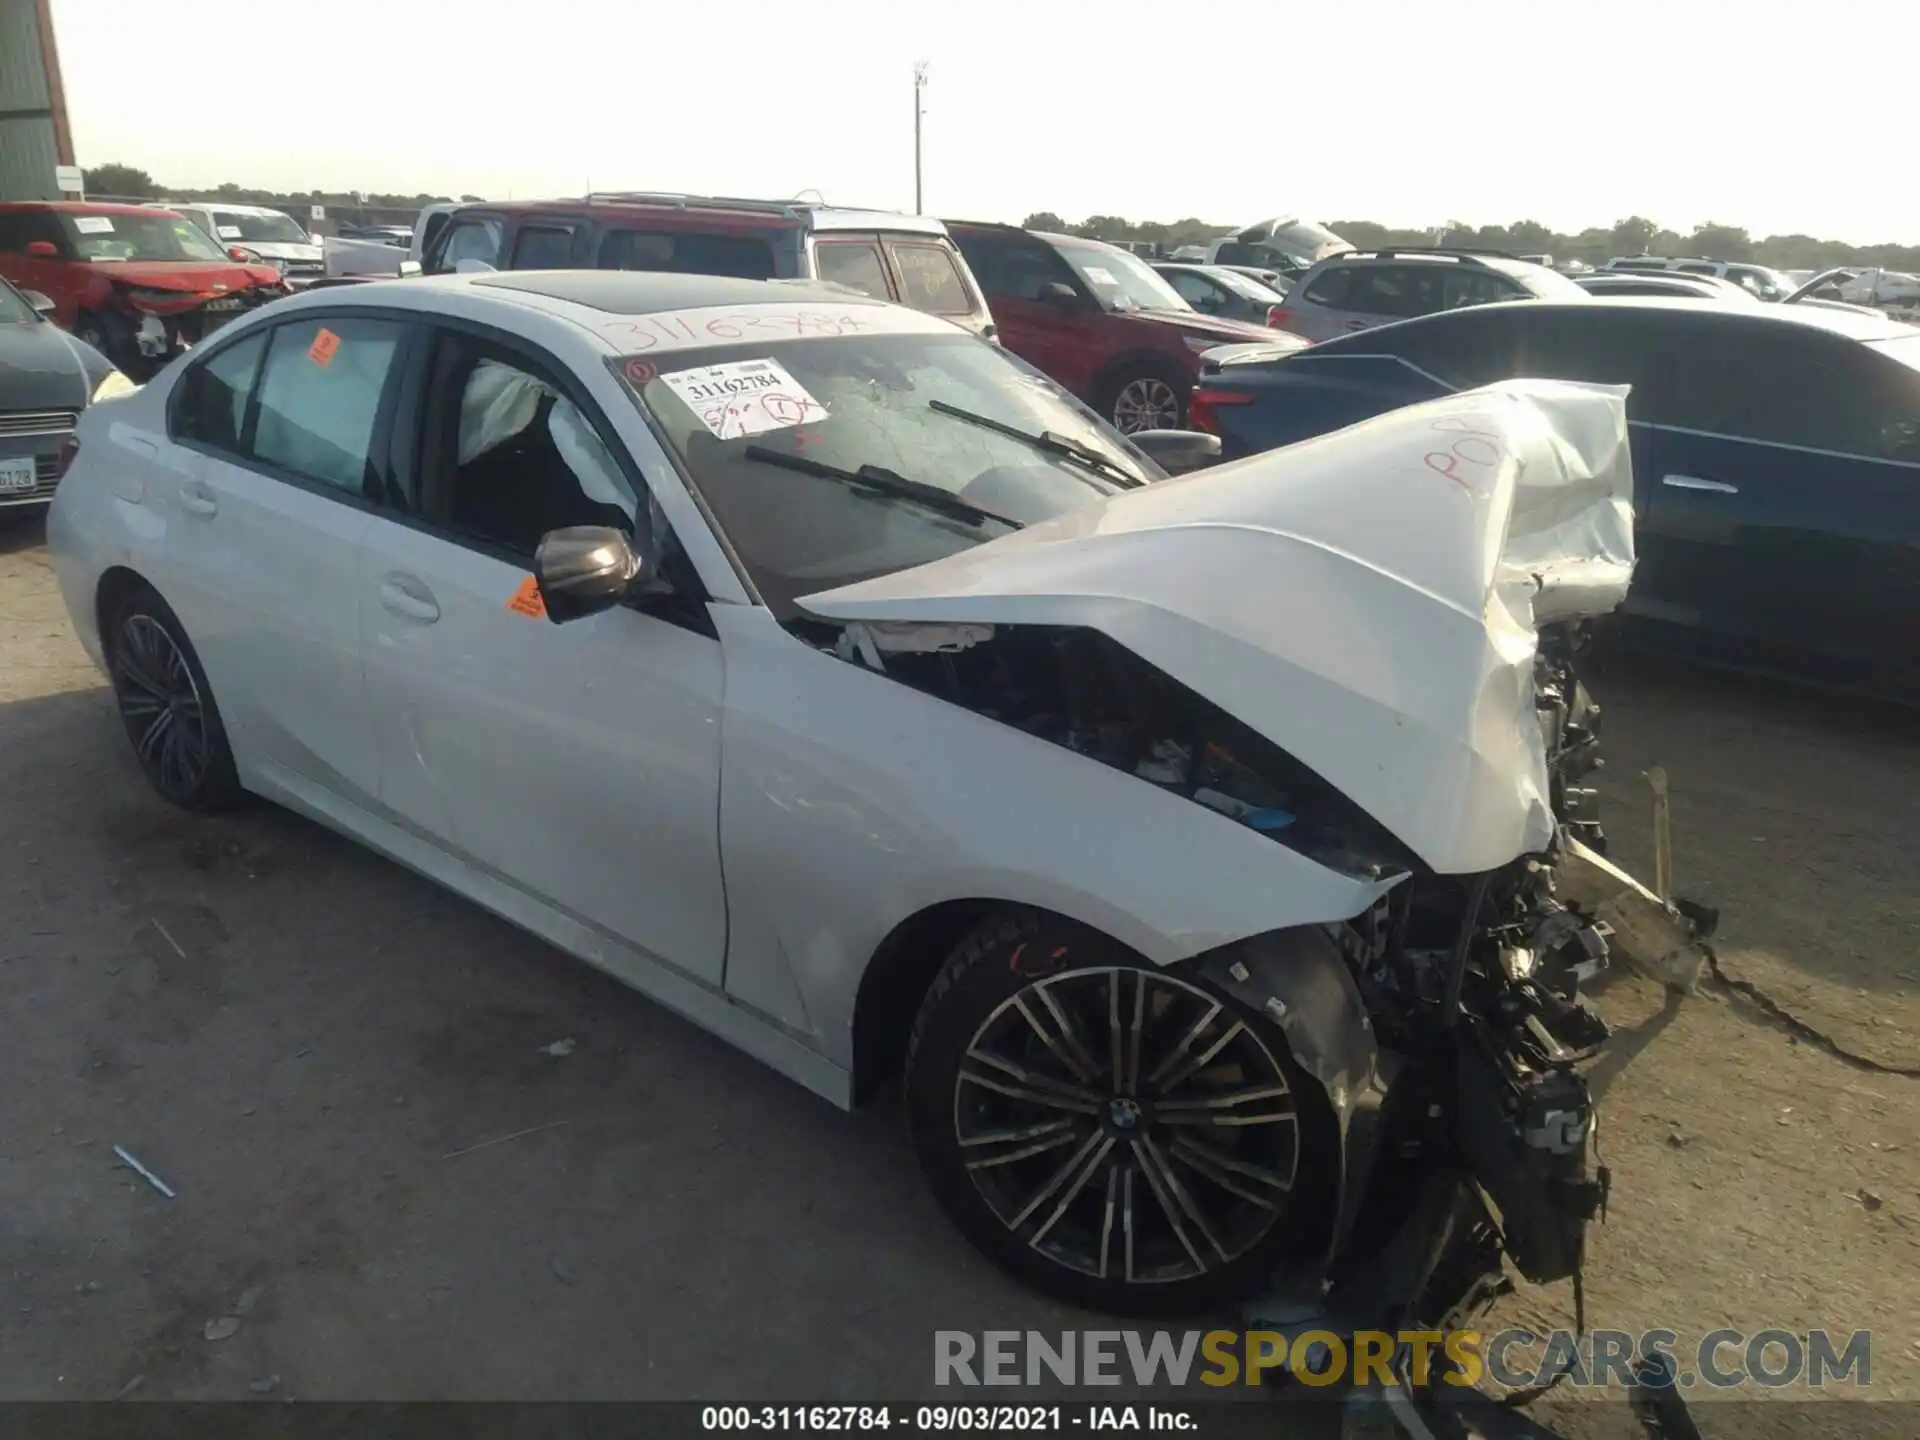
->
[1024,212,1919,273]
[79,166,1916,272]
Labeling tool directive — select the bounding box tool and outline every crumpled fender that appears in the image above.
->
[1198,925,1386,1267]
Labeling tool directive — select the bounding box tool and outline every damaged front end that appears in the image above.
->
[99,277,286,369]
[798,381,1654,1338]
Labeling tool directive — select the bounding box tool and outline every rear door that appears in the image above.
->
[1640,320,1920,685]
[152,311,412,802]
[879,235,992,338]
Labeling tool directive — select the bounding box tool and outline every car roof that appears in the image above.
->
[182,201,292,217]
[465,268,898,315]
[462,194,951,237]
[1341,296,1915,344]
[0,200,180,216]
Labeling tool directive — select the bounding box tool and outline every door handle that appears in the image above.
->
[378,574,440,623]
[178,481,218,517]
[1662,474,1739,494]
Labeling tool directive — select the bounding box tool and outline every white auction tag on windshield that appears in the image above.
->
[217,226,243,239]
[73,216,115,234]
[1082,266,1117,287]
[660,357,827,440]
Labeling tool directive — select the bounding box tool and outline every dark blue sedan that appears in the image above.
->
[1189,299,1920,701]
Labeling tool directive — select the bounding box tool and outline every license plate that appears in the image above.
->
[203,298,243,312]
[0,456,36,493]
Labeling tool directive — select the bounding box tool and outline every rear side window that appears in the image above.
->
[1364,308,1526,390]
[251,317,406,494]
[1674,262,1716,276]
[511,225,575,269]
[814,240,892,298]
[1346,266,1424,318]
[889,241,975,316]
[1442,269,1521,308]
[173,331,269,451]
[597,229,777,280]
[1301,266,1354,308]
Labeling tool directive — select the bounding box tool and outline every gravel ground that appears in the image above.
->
[1,512,1914,1424]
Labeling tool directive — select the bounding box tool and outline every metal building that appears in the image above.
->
[0,0,74,200]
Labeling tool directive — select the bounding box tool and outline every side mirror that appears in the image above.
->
[1130,428,1223,476]
[397,260,423,279]
[1037,280,1082,308]
[26,240,57,258]
[533,526,644,623]
[21,289,55,317]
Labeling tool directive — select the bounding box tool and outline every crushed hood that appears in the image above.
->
[800,380,1635,876]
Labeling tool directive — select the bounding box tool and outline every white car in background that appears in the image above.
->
[154,201,325,288]
[46,271,1634,1317]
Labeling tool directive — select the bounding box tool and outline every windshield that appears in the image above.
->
[1730,266,1794,301]
[0,280,36,323]
[1054,240,1190,313]
[210,210,307,244]
[61,212,227,263]
[1505,263,1589,299]
[620,330,1157,615]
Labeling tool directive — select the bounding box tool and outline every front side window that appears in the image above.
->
[618,331,1155,614]
[1165,270,1225,311]
[436,218,503,272]
[60,211,226,263]
[1052,240,1187,313]
[952,232,1071,301]
[173,330,269,450]
[888,242,974,316]
[597,228,779,280]
[429,341,643,560]
[511,225,575,269]
[814,241,892,298]
[252,317,405,492]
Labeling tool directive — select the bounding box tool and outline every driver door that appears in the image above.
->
[357,323,727,987]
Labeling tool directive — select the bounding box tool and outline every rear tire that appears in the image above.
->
[905,909,1335,1315]
[1101,363,1188,434]
[104,586,244,813]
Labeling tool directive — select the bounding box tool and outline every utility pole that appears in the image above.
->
[913,61,929,215]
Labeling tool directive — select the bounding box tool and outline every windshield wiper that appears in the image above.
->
[927,399,1141,488]
[741,445,1021,531]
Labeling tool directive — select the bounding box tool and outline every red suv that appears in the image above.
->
[945,223,1304,431]
[418,192,996,340]
[0,202,287,374]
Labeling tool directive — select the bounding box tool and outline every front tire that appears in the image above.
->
[105,587,243,812]
[905,910,1334,1315]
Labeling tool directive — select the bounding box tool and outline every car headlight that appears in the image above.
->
[91,369,138,404]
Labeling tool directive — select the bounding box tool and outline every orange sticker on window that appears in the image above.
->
[506,574,547,619]
[308,327,341,367]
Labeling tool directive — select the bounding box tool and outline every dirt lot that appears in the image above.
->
[1,510,1915,1420]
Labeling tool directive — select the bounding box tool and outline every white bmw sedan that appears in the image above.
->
[49,270,1637,1316]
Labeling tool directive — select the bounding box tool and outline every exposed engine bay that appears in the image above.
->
[807,608,1623,1392]
[99,280,285,372]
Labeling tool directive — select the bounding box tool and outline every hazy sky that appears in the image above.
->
[52,0,1910,243]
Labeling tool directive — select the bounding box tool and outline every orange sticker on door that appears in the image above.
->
[308,328,341,367]
[506,574,547,619]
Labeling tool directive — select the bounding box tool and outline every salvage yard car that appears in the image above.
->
[947,223,1299,431]
[0,275,135,511]
[49,271,1630,1322]
[0,202,288,375]
[417,192,996,340]
[154,201,327,288]
[1189,297,1920,700]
